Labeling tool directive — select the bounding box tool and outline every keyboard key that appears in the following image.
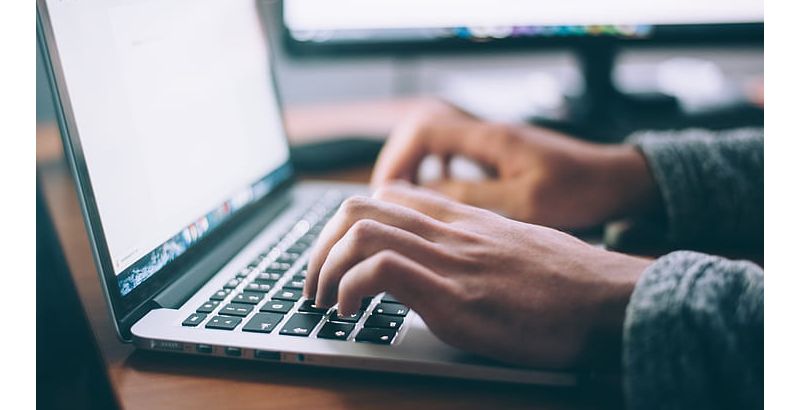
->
[224,277,243,289]
[360,297,375,310]
[284,277,305,290]
[373,303,409,317]
[355,328,397,345]
[260,245,278,257]
[242,312,284,334]
[260,300,294,314]
[182,313,206,327]
[277,252,301,263]
[245,282,274,293]
[297,234,316,245]
[210,288,232,301]
[329,309,363,323]
[298,299,329,314]
[264,262,292,273]
[233,291,264,305]
[317,321,354,340]
[196,300,220,314]
[287,243,310,254]
[235,268,253,279]
[257,272,282,282]
[206,316,242,331]
[220,303,253,317]
[273,288,302,302]
[381,293,401,304]
[279,313,323,337]
[364,314,403,330]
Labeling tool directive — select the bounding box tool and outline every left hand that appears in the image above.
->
[304,183,651,369]
[370,101,658,230]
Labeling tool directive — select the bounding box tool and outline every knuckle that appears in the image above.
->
[371,250,400,277]
[337,268,357,293]
[406,119,432,141]
[489,122,515,146]
[499,125,517,146]
[372,184,396,201]
[340,195,372,218]
[348,219,381,244]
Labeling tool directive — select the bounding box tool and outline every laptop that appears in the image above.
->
[37,0,574,386]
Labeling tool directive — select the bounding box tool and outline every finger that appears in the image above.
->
[370,119,505,187]
[424,179,520,219]
[314,219,449,307]
[304,195,448,298]
[336,249,455,317]
[372,182,468,222]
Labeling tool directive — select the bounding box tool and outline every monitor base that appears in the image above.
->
[531,42,763,142]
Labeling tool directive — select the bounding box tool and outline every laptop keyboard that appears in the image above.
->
[181,191,409,345]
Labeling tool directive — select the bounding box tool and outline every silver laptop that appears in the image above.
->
[37,0,574,386]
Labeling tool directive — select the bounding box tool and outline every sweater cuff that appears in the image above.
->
[622,250,764,409]
[632,131,706,244]
[629,128,764,246]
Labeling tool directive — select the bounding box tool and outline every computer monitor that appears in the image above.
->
[282,0,763,55]
[280,0,763,140]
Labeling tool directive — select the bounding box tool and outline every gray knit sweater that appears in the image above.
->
[623,129,764,409]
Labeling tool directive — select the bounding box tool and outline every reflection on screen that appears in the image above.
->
[46,0,290,295]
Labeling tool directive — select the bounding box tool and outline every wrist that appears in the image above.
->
[582,250,651,369]
[595,145,660,220]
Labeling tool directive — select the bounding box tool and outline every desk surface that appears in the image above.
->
[37,101,597,409]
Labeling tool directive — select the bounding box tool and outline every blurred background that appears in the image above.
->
[38,1,763,151]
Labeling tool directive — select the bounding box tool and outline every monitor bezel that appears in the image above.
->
[36,0,295,341]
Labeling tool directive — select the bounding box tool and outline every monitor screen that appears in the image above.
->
[283,0,763,47]
[43,0,290,297]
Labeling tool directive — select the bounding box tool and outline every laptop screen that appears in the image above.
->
[44,0,290,297]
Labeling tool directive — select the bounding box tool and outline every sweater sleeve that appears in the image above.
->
[630,128,764,248]
[622,251,763,410]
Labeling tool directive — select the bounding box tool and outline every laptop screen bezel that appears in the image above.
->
[36,0,296,340]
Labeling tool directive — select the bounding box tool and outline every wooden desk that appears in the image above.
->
[37,101,596,409]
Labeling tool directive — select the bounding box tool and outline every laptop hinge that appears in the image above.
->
[151,186,294,310]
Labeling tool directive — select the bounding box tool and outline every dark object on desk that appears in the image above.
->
[37,179,119,410]
[290,138,384,172]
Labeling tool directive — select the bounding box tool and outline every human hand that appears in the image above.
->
[304,183,651,369]
[371,102,659,230]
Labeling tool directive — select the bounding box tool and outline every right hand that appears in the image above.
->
[371,101,658,230]
[304,183,650,369]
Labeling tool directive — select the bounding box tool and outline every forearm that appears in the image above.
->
[622,251,764,409]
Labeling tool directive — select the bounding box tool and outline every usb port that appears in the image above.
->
[225,347,242,357]
[254,350,280,361]
[196,344,213,354]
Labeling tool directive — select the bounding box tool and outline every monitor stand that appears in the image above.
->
[532,41,763,142]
